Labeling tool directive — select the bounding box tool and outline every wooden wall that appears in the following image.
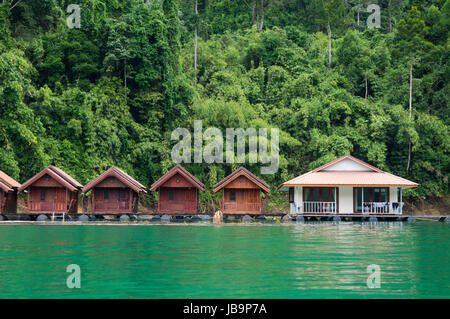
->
[0,191,17,214]
[158,187,198,213]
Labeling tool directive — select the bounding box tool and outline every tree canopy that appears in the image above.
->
[0,0,448,211]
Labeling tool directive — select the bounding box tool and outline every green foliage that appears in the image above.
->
[0,4,12,52]
[0,0,448,211]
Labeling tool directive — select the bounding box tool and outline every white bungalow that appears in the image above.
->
[279,155,418,215]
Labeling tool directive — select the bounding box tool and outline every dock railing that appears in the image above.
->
[362,202,404,214]
[94,200,130,211]
[303,201,337,214]
[298,201,404,215]
[28,201,66,212]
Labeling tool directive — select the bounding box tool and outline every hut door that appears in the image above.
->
[247,189,259,212]
[55,188,66,211]
[118,189,129,210]
[0,191,4,212]
[184,189,196,212]
[237,189,246,212]
[30,188,41,211]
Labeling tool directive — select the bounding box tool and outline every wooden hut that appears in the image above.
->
[82,167,146,214]
[19,166,82,214]
[150,164,205,214]
[213,167,270,214]
[0,170,20,214]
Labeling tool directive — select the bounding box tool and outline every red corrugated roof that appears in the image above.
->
[83,166,147,193]
[0,180,13,193]
[150,164,205,192]
[279,155,418,188]
[48,165,82,188]
[0,170,20,192]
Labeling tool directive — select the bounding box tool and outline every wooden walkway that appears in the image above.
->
[0,213,448,222]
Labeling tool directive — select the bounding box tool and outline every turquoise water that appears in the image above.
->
[0,221,449,298]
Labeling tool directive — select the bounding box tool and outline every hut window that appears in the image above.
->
[119,189,128,200]
[289,187,294,203]
[169,190,174,201]
[40,190,46,201]
[104,190,109,200]
[230,191,236,201]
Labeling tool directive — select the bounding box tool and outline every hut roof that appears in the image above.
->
[82,166,147,193]
[213,167,270,193]
[279,155,418,188]
[0,170,20,193]
[18,166,82,192]
[150,164,205,192]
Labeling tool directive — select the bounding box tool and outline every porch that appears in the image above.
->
[293,201,404,214]
[24,199,76,213]
[157,187,198,214]
[24,186,77,214]
[91,187,137,213]
[288,186,405,215]
[219,188,263,214]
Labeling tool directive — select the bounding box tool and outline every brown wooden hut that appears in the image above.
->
[150,164,205,214]
[19,166,82,214]
[0,170,20,214]
[213,167,270,214]
[82,166,146,214]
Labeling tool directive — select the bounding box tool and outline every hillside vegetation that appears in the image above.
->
[0,0,448,211]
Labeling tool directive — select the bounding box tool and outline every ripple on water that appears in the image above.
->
[0,222,449,298]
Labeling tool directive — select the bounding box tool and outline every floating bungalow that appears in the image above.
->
[82,167,146,214]
[19,166,82,214]
[279,155,418,215]
[214,167,270,215]
[150,164,205,214]
[0,170,20,214]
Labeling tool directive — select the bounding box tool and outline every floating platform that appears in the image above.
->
[0,213,448,223]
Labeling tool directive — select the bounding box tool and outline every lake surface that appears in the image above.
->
[0,221,449,298]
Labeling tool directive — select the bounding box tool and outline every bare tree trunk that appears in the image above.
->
[388,0,392,33]
[357,11,360,30]
[258,0,264,32]
[357,0,360,31]
[409,62,412,118]
[407,61,413,172]
[364,74,368,100]
[124,61,127,91]
[252,0,256,26]
[256,4,260,30]
[9,0,23,10]
[327,21,332,68]
[194,0,198,85]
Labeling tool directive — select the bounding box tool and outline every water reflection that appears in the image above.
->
[0,222,448,298]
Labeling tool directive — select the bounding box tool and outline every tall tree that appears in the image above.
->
[395,6,432,172]
[194,0,198,85]
[383,0,402,33]
[310,0,347,68]
[0,3,11,50]
[243,0,257,27]
[103,19,131,91]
